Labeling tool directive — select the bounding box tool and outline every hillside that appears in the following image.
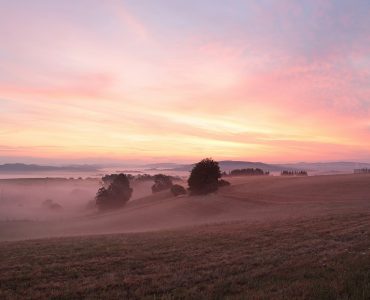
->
[2,174,370,241]
[281,161,370,173]
[1,174,370,298]
[146,160,370,174]
[172,160,285,172]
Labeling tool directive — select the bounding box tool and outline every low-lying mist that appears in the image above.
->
[0,178,155,221]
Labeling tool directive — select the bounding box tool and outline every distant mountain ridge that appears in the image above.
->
[144,160,370,173]
[2,161,369,174]
[143,163,183,169]
[0,163,100,173]
[171,161,286,172]
[280,162,370,172]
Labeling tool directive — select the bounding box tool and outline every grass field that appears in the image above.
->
[1,174,370,299]
[1,213,370,299]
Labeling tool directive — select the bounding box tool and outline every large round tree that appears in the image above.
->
[188,158,222,195]
[96,173,133,210]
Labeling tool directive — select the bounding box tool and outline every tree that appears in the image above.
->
[171,184,187,196]
[151,174,173,193]
[102,173,134,186]
[188,158,222,195]
[101,174,118,186]
[96,173,133,210]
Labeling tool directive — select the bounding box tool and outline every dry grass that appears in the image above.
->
[1,212,370,299]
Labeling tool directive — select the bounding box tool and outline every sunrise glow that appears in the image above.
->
[1,0,370,163]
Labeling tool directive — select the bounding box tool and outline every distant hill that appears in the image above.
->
[0,163,100,173]
[143,163,186,170]
[173,160,285,172]
[146,160,370,174]
[279,162,370,173]
[3,161,369,175]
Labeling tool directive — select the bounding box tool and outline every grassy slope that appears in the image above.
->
[1,213,370,299]
[2,174,370,241]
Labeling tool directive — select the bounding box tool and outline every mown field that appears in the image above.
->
[1,212,369,299]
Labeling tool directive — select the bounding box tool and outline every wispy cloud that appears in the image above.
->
[108,0,150,40]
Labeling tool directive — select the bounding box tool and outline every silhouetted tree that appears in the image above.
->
[151,174,173,193]
[96,173,133,210]
[101,174,119,187]
[171,184,187,196]
[102,174,134,186]
[188,158,222,195]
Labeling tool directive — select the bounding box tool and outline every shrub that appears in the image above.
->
[96,173,133,210]
[188,158,222,195]
[171,184,187,196]
[151,174,173,193]
[42,199,62,211]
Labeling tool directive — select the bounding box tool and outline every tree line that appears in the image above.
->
[354,168,370,174]
[96,158,229,211]
[281,170,308,176]
[95,159,315,211]
[226,168,269,176]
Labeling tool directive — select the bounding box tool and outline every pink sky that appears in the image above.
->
[1,0,370,164]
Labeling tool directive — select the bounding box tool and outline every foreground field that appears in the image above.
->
[1,213,369,299]
[1,174,370,299]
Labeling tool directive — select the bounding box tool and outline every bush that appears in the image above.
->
[188,158,222,195]
[42,199,62,211]
[218,179,231,187]
[171,184,187,196]
[151,174,173,193]
[96,173,133,210]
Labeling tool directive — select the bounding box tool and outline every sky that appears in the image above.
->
[0,0,370,164]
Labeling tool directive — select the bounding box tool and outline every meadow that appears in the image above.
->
[0,174,370,299]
